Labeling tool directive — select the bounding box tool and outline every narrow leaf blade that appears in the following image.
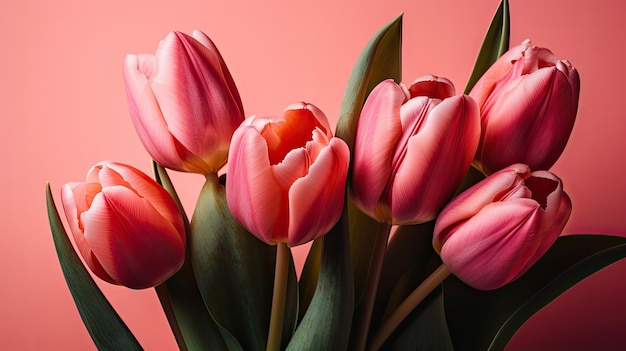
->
[46,183,143,351]
[464,0,510,94]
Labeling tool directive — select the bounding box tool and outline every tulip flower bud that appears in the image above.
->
[470,40,580,175]
[61,162,186,289]
[226,102,350,247]
[433,164,572,290]
[123,30,244,174]
[350,76,480,225]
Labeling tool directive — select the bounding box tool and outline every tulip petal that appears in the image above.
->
[351,80,405,221]
[61,183,116,285]
[440,199,543,290]
[390,95,479,224]
[81,186,185,289]
[123,54,195,172]
[98,162,186,238]
[287,138,350,246]
[433,164,530,250]
[480,67,577,173]
[226,126,284,244]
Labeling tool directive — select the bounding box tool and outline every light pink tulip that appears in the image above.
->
[470,40,580,175]
[350,76,480,225]
[226,102,350,247]
[433,164,572,290]
[124,30,244,174]
[61,162,186,289]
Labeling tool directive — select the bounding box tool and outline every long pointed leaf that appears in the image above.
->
[464,0,510,94]
[46,183,143,351]
[153,164,241,351]
[444,234,626,351]
[488,241,626,351]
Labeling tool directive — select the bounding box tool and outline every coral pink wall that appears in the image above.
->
[1,0,625,350]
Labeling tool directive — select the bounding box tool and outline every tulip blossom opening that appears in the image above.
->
[226,102,350,247]
[351,76,480,225]
[61,162,186,289]
[433,164,572,290]
[470,40,580,175]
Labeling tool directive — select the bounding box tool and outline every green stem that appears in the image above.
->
[267,242,290,351]
[352,228,390,351]
[368,264,451,350]
[155,284,188,351]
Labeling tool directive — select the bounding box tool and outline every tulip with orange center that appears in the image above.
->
[225,102,350,247]
[60,162,186,289]
[433,163,572,290]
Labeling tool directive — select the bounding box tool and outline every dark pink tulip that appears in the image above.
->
[470,40,580,175]
[124,30,244,174]
[433,164,572,290]
[350,76,480,225]
[226,102,350,247]
[61,162,186,289]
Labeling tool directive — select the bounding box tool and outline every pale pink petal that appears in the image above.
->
[123,54,192,172]
[433,164,530,250]
[271,148,309,190]
[351,80,404,221]
[469,40,530,107]
[287,138,350,246]
[408,75,456,100]
[390,95,480,224]
[226,126,283,244]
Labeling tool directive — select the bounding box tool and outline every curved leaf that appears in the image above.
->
[444,234,626,351]
[464,0,510,94]
[46,183,143,351]
[153,163,242,351]
[371,222,441,333]
[381,288,454,351]
[190,175,297,351]
[286,215,354,351]
[488,241,626,351]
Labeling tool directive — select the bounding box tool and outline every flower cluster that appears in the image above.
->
[50,5,592,350]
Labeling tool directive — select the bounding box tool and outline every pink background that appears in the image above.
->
[1,0,625,350]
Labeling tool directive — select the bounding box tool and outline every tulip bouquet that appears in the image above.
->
[46,1,626,350]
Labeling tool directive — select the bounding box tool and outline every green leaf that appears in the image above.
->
[152,164,242,351]
[381,288,454,351]
[189,175,298,351]
[286,217,354,351]
[335,12,402,150]
[444,234,626,351]
[46,183,143,351]
[371,222,441,332]
[297,238,322,322]
[464,0,510,94]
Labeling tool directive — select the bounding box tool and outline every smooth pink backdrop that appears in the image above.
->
[2,0,625,350]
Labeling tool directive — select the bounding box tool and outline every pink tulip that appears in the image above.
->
[470,40,580,175]
[350,76,480,225]
[61,162,186,289]
[123,30,244,174]
[433,164,572,290]
[226,102,350,247]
